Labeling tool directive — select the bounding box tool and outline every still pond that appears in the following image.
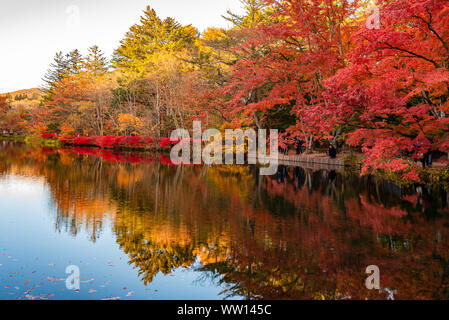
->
[0,142,448,300]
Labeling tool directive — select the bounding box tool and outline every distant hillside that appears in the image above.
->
[0,88,41,110]
[3,88,41,101]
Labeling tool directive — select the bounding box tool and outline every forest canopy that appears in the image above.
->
[1,0,448,181]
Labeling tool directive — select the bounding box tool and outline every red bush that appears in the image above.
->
[99,135,119,148]
[60,135,160,150]
[59,135,75,145]
[41,133,56,140]
[73,136,99,146]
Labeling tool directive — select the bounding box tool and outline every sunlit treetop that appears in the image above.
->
[113,6,198,75]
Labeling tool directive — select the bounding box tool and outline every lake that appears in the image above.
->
[0,141,448,300]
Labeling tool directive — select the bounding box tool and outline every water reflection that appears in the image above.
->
[1,142,449,300]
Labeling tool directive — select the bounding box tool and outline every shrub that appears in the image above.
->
[60,135,161,149]
[41,133,56,140]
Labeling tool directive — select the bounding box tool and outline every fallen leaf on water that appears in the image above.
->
[46,277,65,282]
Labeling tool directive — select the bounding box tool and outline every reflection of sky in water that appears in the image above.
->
[0,175,233,300]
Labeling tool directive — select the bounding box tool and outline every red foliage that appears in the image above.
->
[0,96,8,113]
[222,0,361,143]
[41,133,56,140]
[73,136,99,146]
[326,0,449,179]
[59,135,184,154]
[58,135,76,145]
[160,137,180,148]
[159,155,175,165]
[61,147,159,165]
[221,0,449,181]
[71,147,101,157]
[40,147,57,154]
[62,135,158,149]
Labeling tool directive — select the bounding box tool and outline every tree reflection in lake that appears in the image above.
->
[0,142,448,300]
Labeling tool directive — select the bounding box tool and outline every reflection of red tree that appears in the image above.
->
[345,195,407,234]
[60,135,177,149]
[62,147,156,164]
[2,143,449,299]
[259,172,449,299]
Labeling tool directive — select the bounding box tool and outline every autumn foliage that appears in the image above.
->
[326,0,449,179]
[11,0,445,181]
[55,135,179,149]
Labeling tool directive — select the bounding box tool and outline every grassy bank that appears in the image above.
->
[0,135,26,142]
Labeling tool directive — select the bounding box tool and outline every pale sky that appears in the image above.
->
[0,0,244,93]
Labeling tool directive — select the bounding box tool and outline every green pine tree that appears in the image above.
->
[84,45,109,77]
[41,51,69,101]
[223,0,267,28]
[66,49,84,76]
[113,5,197,75]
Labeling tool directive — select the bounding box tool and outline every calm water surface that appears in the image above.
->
[0,142,448,300]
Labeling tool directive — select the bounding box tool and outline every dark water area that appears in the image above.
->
[0,141,448,300]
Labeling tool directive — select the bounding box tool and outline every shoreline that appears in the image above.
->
[2,137,448,187]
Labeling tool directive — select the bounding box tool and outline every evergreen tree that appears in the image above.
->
[113,6,197,74]
[84,45,109,77]
[223,0,267,28]
[66,49,84,76]
[41,51,68,93]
